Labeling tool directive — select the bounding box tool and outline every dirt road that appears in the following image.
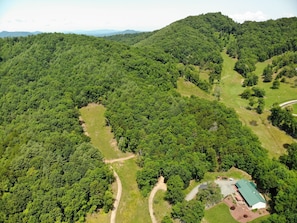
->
[107,155,135,223]
[149,176,167,223]
[110,170,122,223]
[104,154,135,164]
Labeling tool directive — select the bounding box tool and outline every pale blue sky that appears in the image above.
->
[0,0,296,32]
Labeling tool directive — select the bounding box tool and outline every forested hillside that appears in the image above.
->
[0,33,178,222]
[0,13,297,223]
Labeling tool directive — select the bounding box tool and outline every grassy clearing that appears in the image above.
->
[153,190,172,222]
[81,104,144,223]
[177,52,295,158]
[254,61,297,109]
[176,77,214,100]
[204,203,238,223]
[112,159,150,223]
[80,103,131,159]
[219,52,295,157]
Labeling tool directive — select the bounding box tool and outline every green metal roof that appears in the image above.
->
[235,179,266,207]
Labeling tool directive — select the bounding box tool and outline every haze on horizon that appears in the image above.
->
[0,0,296,32]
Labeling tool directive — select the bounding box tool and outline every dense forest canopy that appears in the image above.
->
[0,12,297,222]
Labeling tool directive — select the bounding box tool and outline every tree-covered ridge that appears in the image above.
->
[136,13,236,69]
[232,17,297,76]
[0,33,178,222]
[104,31,155,46]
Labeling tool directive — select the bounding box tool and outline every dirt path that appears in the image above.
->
[104,154,136,164]
[110,170,122,223]
[149,176,167,223]
[107,155,135,223]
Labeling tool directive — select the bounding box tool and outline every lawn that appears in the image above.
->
[204,203,238,223]
[204,203,269,223]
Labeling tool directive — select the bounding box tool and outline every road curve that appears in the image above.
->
[279,99,297,108]
[105,155,135,223]
[149,176,167,223]
[279,99,297,116]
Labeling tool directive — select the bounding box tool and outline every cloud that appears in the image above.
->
[230,11,268,23]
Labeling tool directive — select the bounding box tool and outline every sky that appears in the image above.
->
[0,0,296,32]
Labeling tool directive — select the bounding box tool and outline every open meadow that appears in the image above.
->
[177,51,296,158]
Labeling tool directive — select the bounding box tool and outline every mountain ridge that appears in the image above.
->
[0,29,140,38]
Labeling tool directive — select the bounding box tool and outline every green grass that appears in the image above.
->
[112,159,150,223]
[80,104,130,159]
[81,104,147,223]
[204,203,238,223]
[177,52,295,158]
[248,215,269,223]
[176,77,214,100]
[153,190,172,222]
[293,103,297,114]
[254,61,297,109]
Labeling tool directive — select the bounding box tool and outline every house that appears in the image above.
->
[235,179,266,209]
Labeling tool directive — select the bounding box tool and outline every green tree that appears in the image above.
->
[272,80,280,89]
[263,65,273,82]
[165,175,184,204]
[172,200,204,223]
[252,86,265,97]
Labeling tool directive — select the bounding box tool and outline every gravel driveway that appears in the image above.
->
[214,179,238,197]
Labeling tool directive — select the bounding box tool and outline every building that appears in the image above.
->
[235,179,266,209]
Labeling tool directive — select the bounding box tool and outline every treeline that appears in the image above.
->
[269,105,297,138]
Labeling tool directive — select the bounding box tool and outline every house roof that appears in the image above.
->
[235,179,266,207]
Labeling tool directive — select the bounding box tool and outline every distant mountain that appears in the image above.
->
[68,29,140,37]
[0,30,140,38]
[0,31,42,38]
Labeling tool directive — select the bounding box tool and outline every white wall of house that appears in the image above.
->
[252,202,266,210]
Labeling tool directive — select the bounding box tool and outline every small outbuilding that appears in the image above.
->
[235,179,266,210]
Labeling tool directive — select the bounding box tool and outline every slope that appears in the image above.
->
[0,33,178,222]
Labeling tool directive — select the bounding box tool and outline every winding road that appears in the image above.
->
[148,176,167,223]
[104,155,136,223]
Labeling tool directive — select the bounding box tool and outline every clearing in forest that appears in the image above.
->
[80,104,150,223]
